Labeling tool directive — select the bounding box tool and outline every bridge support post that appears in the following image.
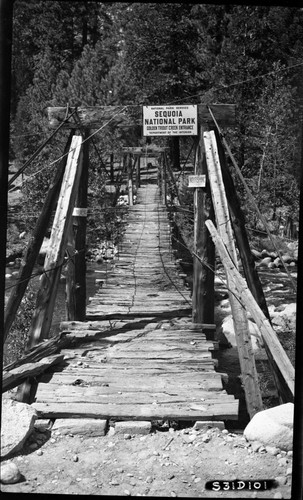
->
[127,154,133,206]
[192,125,215,325]
[27,135,83,348]
[136,156,141,190]
[4,132,74,340]
[66,129,89,321]
[162,152,167,205]
[204,130,263,417]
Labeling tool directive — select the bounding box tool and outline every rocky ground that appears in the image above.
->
[0,418,293,498]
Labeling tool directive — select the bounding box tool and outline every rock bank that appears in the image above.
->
[244,403,294,451]
[1,399,38,458]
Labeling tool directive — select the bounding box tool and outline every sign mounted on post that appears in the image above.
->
[188,175,206,188]
[143,105,198,136]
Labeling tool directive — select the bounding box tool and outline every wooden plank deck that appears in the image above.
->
[32,183,238,422]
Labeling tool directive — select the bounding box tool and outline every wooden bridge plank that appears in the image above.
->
[34,393,235,406]
[32,400,239,420]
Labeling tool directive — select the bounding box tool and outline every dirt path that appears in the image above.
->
[1,420,292,498]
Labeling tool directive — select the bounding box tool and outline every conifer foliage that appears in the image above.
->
[10,2,303,231]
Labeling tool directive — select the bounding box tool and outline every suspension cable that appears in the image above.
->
[8,107,77,189]
[208,106,297,293]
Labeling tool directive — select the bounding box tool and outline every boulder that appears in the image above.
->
[269,252,278,260]
[273,257,282,268]
[271,303,296,329]
[244,403,293,451]
[1,399,37,458]
[287,241,299,260]
[259,257,272,267]
[267,262,276,269]
[277,303,296,315]
[95,254,104,263]
[281,254,293,264]
[251,249,262,260]
[0,461,22,484]
[220,315,263,351]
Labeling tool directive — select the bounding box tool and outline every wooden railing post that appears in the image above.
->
[66,129,89,321]
[192,125,215,325]
[204,130,263,417]
[206,218,295,402]
[214,129,271,321]
[4,131,74,340]
[164,152,181,205]
[127,154,133,206]
[66,223,76,320]
[27,135,83,349]
[135,156,140,190]
[162,152,167,205]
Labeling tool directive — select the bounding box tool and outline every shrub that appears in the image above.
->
[3,284,36,366]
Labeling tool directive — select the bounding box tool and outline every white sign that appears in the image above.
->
[188,175,206,188]
[143,105,198,136]
[72,207,88,217]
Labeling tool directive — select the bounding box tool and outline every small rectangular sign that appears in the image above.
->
[143,105,198,136]
[72,207,88,217]
[188,175,206,188]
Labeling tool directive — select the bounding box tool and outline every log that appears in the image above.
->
[35,386,233,402]
[2,354,65,392]
[3,332,71,372]
[122,147,169,154]
[205,219,295,401]
[31,400,239,421]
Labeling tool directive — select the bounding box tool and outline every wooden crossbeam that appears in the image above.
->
[122,147,169,154]
[46,104,236,129]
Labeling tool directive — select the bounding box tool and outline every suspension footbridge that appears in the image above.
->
[3,104,295,427]
[31,180,239,422]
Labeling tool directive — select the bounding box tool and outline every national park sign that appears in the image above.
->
[143,105,198,136]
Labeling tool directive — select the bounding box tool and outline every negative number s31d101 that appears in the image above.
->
[205,480,276,491]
